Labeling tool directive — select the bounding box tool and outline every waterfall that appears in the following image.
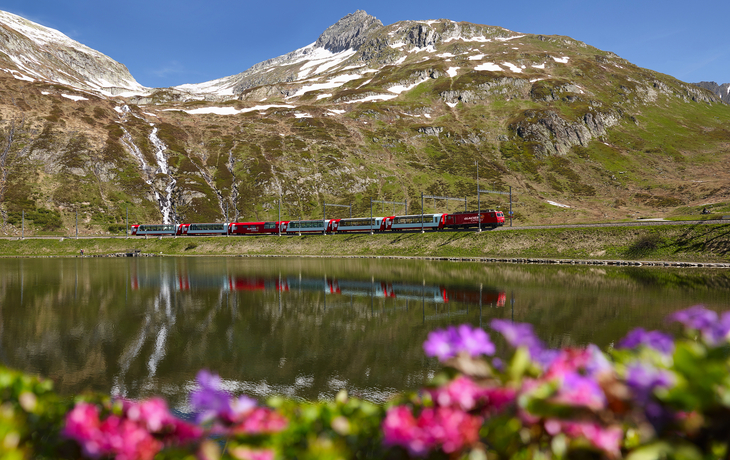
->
[118,115,177,224]
[149,126,177,224]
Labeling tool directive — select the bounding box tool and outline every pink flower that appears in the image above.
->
[232,407,288,435]
[98,416,161,460]
[552,372,606,411]
[382,405,482,456]
[64,399,202,460]
[124,398,170,432]
[63,403,104,458]
[383,406,423,453]
[428,376,515,413]
[230,447,276,460]
[545,419,623,457]
[123,398,203,444]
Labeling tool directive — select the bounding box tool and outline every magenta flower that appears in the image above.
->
[428,375,515,413]
[545,419,622,457]
[553,371,607,411]
[63,402,163,460]
[423,324,495,361]
[618,328,674,354]
[230,447,276,460]
[64,397,201,460]
[544,347,608,380]
[383,406,432,456]
[97,416,161,460]
[383,405,482,456]
[232,407,288,435]
[63,403,104,458]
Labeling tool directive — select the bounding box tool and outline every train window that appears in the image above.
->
[141,224,175,232]
[290,221,323,229]
[340,219,374,227]
[264,222,276,229]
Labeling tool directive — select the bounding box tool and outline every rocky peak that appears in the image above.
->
[692,81,730,104]
[0,10,148,96]
[314,10,383,53]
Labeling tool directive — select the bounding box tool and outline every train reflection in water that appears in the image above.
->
[130,272,506,309]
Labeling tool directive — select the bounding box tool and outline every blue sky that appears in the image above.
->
[2,0,727,88]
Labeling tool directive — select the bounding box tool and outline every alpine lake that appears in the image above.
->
[1,256,728,411]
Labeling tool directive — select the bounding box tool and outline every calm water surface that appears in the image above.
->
[1,257,728,409]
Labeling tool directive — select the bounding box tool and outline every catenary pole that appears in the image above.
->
[477,161,481,232]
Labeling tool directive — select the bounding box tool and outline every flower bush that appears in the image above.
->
[2,305,730,459]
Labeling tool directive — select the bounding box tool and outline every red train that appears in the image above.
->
[129,210,505,236]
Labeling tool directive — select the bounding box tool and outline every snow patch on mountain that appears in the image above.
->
[62,94,88,102]
[288,73,363,98]
[344,94,397,104]
[169,104,296,116]
[475,62,502,72]
[388,79,428,94]
[297,46,357,79]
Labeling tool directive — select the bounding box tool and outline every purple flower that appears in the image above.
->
[626,363,674,404]
[585,344,612,377]
[456,324,495,357]
[424,328,460,361]
[618,328,674,355]
[490,320,551,364]
[669,305,717,331]
[553,371,606,410]
[705,311,730,346]
[423,325,495,361]
[190,370,233,423]
[669,306,730,347]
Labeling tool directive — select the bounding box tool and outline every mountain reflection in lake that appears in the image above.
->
[1,257,728,410]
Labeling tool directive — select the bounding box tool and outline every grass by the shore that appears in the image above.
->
[1,223,729,263]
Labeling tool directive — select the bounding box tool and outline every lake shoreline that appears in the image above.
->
[0,223,728,265]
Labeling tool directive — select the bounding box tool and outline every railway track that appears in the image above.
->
[1,218,727,240]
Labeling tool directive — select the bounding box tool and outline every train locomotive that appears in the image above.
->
[130,209,505,237]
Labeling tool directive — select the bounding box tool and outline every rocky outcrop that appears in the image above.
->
[511,109,620,156]
[440,78,531,104]
[692,81,730,104]
[314,10,383,53]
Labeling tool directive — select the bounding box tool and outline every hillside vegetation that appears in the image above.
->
[0,13,729,237]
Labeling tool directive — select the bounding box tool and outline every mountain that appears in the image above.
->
[0,10,148,97]
[0,10,729,236]
[693,81,730,104]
